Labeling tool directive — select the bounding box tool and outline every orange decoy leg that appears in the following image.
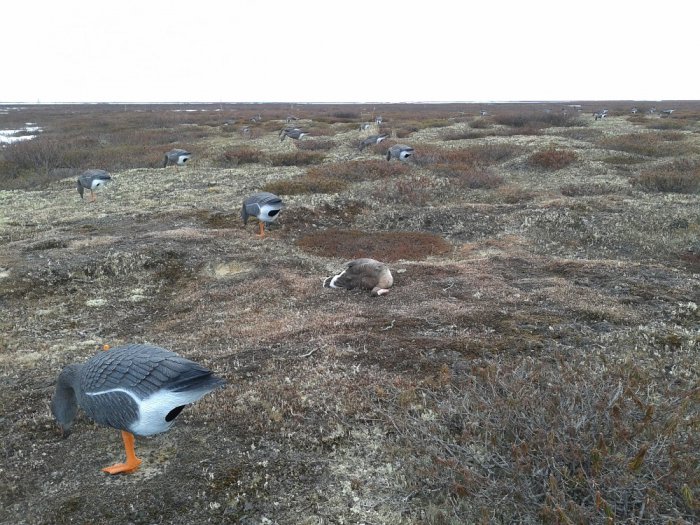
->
[102,431,142,474]
[257,221,266,238]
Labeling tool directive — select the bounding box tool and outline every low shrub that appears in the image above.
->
[633,160,700,194]
[528,148,577,170]
[216,146,265,167]
[269,151,325,166]
[262,174,348,195]
[598,133,691,157]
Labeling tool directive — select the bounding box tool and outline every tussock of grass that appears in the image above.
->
[297,229,452,261]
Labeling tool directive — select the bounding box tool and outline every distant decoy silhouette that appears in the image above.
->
[386,144,414,161]
[50,343,225,474]
[163,149,192,167]
[359,123,372,131]
[359,134,389,151]
[242,192,284,237]
[324,258,394,296]
[77,169,111,202]
[660,109,675,117]
[279,127,309,141]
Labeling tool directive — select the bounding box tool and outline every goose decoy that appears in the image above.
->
[323,258,393,296]
[50,343,225,474]
[386,144,414,161]
[76,169,111,202]
[279,127,309,141]
[163,148,192,167]
[359,134,389,151]
[241,192,284,238]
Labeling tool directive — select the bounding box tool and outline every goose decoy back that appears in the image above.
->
[386,144,414,161]
[51,343,225,474]
[241,192,284,237]
[76,169,111,202]
[323,258,393,296]
[163,148,192,167]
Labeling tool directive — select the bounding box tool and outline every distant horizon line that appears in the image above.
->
[0,99,689,106]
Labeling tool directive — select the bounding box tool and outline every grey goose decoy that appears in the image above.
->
[242,192,284,237]
[323,258,394,296]
[386,144,414,161]
[163,148,192,167]
[51,343,225,474]
[359,134,389,151]
[279,127,309,141]
[77,169,112,202]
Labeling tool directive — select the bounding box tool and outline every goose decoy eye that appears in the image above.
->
[165,405,186,422]
[268,210,280,217]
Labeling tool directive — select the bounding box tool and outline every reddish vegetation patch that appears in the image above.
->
[527,148,578,170]
[297,229,452,261]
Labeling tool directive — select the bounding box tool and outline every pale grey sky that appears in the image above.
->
[4,0,698,103]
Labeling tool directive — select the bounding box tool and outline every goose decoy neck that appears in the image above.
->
[51,364,82,437]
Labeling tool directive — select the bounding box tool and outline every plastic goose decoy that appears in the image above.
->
[77,169,112,202]
[359,134,389,151]
[163,149,192,167]
[51,343,225,474]
[323,258,394,296]
[386,144,414,161]
[279,128,308,141]
[241,192,283,238]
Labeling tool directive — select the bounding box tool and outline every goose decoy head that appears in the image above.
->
[323,258,393,296]
[50,343,225,474]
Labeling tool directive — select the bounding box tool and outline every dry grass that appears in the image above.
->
[1,101,699,525]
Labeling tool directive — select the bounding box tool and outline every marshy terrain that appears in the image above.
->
[0,102,698,524]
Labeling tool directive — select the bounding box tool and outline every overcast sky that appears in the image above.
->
[3,0,697,103]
